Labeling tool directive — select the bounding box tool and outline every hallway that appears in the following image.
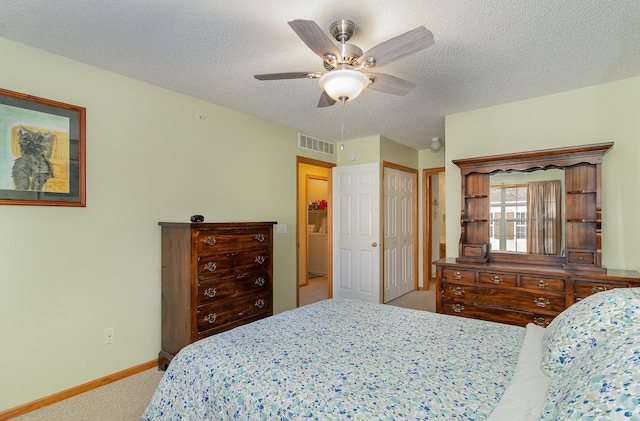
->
[299,276,437,312]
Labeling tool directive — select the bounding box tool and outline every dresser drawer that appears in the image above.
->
[442,282,564,314]
[567,250,595,265]
[198,250,270,281]
[574,280,627,301]
[197,292,271,333]
[197,229,270,255]
[197,275,270,306]
[442,268,475,282]
[462,244,487,259]
[521,276,565,292]
[478,272,517,287]
[441,300,556,327]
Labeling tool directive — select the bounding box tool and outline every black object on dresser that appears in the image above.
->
[158,221,276,370]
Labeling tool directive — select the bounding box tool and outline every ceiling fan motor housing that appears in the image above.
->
[324,43,363,70]
[330,20,357,42]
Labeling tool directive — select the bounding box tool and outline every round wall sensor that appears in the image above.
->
[348,152,357,161]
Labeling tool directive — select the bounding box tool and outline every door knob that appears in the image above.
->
[371,242,378,247]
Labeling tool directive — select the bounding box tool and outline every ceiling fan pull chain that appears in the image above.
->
[340,97,346,149]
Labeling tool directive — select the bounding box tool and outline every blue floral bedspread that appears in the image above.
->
[143,298,525,420]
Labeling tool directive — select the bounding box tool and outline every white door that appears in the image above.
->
[332,163,381,303]
[383,167,415,302]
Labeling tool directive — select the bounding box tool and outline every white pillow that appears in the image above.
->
[541,287,640,376]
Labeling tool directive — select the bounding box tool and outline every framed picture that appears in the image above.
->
[0,88,85,206]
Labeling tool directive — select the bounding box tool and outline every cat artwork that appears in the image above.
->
[11,126,56,191]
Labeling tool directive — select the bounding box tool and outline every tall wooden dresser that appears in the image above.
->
[158,221,276,370]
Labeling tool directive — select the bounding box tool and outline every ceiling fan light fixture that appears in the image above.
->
[319,69,369,101]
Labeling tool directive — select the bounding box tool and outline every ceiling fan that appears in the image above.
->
[254,19,434,107]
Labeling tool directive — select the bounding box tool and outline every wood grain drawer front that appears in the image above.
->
[197,229,270,255]
[567,251,595,265]
[197,292,270,333]
[198,250,270,280]
[574,280,627,300]
[521,276,565,292]
[462,244,486,258]
[441,300,555,327]
[442,269,475,282]
[198,275,270,306]
[478,272,517,287]
[442,283,564,314]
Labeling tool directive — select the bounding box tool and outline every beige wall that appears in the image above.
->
[0,37,332,411]
[336,135,381,165]
[445,76,640,271]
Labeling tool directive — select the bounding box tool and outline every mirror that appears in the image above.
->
[489,169,565,256]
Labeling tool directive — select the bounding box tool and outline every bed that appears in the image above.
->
[143,288,640,420]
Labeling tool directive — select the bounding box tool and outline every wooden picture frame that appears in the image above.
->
[0,88,85,206]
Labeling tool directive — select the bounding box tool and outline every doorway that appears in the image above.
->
[297,157,335,307]
[422,167,446,285]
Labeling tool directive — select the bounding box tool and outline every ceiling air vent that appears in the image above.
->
[298,134,335,155]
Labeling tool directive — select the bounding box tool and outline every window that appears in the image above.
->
[515,212,527,239]
[490,185,527,252]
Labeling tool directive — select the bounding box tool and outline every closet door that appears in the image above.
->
[383,166,416,302]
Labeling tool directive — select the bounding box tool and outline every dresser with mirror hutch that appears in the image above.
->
[435,142,640,327]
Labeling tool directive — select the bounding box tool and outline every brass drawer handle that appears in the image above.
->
[204,262,217,272]
[255,299,265,309]
[204,262,218,272]
[255,256,265,264]
[452,304,465,313]
[254,234,265,242]
[537,280,548,289]
[534,297,550,308]
[491,275,502,284]
[254,278,266,287]
[204,313,217,324]
[592,285,607,293]
[533,316,550,327]
[204,236,217,246]
[203,288,217,298]
[454,271,463,280]
[453,286,465,296]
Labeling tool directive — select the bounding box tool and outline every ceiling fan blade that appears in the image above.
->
[288,19,341,61]
[365,72,416,96]
[356,26,434,68]
[254,72,322,81]
[317,91,337,107]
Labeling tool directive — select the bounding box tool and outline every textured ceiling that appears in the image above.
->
[0,0,639,150]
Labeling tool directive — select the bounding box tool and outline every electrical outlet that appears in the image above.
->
[103,328,114,344]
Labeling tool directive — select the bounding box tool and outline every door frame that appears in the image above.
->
[382,161,419,300]
[296,156,335,307]
[422,167,445,287]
